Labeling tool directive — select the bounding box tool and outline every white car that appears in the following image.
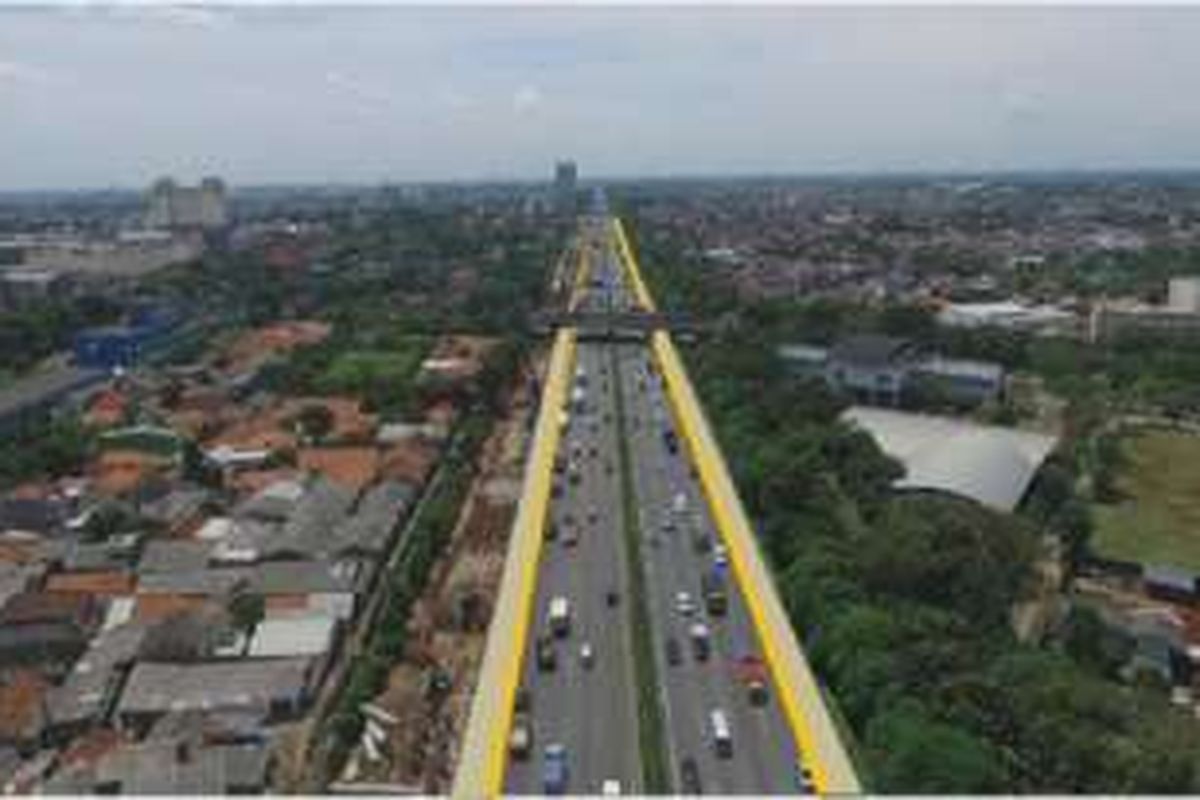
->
[675,591,696,616]
[601,779,622,795]
[580,641,595,669]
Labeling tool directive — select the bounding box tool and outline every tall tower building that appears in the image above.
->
[553,160,578,214]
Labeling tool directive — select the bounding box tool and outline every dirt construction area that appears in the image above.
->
[336,351,543,792]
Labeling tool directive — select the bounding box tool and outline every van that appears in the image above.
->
[710,709,733,759]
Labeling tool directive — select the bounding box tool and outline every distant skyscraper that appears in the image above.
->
[145,176,229,231]
[553,160,578,214]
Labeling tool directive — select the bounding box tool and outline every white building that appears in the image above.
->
[1168,277,1200,314]
[145,176,228,231]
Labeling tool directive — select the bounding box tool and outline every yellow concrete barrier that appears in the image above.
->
[614,218,861,795]
[452,328,577,798]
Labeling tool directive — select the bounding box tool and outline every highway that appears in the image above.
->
[616,336,801,794]
[454,203,858,797]
[506,225,803,794]
[505,236,642,794]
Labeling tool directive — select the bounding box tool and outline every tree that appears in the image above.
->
[295,403,335,442]
[228,590,265,633]
[866,699,1008,793]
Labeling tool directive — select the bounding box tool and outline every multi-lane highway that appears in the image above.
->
[505,334,642,794]
[617,338,801,794]
[504,222,805,795]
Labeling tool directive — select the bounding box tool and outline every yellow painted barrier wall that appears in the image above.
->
[452,328,577,798]
[616,218,861,794]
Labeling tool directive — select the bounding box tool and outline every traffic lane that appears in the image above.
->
[620,347,798,795]
[564,341,640,791]
[618,347,721,788]
[506,342,640,794]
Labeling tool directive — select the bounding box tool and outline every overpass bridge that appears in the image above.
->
[452,213,860,797]
[528,309,706,341]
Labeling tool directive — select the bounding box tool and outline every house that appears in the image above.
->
[44,570,135,597]
[138,540,213,574]
[1,591,101,632]
[297,447,379,493]
[0,671,49,754]
[47,622,147,736]
[116,659,313,730]
[138,487,210,536]
[778,334,1006,407]
[326,480,414,559]
[49,738,270,795]
[246,613,339,678]
[0,624,88,671]
[0,497,72,537]
[1144,564,1198,605]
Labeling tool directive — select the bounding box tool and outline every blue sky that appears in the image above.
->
[1,5,1199,188]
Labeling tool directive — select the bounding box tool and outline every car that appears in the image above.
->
[562,527,580,547]
[550,482,563,500]
[675,591,696,616]
[587,506,599,525]
[515,686,532,713]
[680,757,702,794]
[543,744,569,795]
[580,641,595,669]
[606,589,620,608]
[601,779,622,795]
[796,763,817,794]
[666,637,682,667]
[537,636,557,672]
[510,712,533,760]
[713,544,729,568]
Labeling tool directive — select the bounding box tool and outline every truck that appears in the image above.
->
[549,596,571,638]
[701,570,728,617]
[689,622,711,662]
[543,743,569,795]
[736,654,770,706]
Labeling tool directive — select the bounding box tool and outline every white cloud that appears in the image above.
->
[512,84,543,115]
[0,59,59,87]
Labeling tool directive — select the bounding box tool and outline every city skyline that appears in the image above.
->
[2,5,1200,189]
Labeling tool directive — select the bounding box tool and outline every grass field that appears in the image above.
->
[1093,428,1200,571]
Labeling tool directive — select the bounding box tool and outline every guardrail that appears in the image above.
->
[451,327,578,798]
[614,217,862,795]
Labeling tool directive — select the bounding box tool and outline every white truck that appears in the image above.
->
[549,596,571,638]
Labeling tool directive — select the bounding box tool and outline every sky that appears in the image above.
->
[1,4,1200,189]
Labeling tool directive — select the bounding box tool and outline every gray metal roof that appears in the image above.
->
[117,658,311,716]
[138,539,213,574]
[842,406,1058,512]
[829,335,917,368]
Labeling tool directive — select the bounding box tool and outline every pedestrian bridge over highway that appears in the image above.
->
[529,309,706,341]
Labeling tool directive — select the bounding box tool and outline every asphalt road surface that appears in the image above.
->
[616,339,802,794]
[505,334,642,795]
[507,226,802,794]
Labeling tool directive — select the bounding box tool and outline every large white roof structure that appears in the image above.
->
[842,406,1058,512]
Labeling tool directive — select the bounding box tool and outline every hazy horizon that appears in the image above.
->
[3,5,1200,190]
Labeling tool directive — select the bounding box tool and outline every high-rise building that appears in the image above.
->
[553,160,578,214]
[145,176,229,231]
